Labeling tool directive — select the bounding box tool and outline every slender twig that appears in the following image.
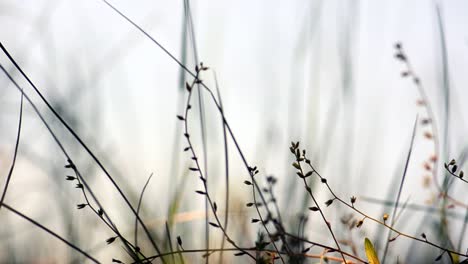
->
[180,64,255,260]
[444,160,468,184]
[0,43,163,261]
[283,232,367,263]
[67,163,145,262]
[263,176,293,255]
[95,1,288,259]
[246,175,285,263]
[394,43,461,254]
[290,142,347,263]
[182,2,210,260]
[0,63,140,261]
[394,44,468,210]
[293,143,468,259]
[133,246,365,264]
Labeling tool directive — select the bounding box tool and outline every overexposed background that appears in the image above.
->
[1,0,468,263]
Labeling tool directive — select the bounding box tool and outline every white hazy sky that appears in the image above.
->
[0,0,468,261]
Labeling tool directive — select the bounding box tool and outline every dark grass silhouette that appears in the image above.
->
[1,1,468,264]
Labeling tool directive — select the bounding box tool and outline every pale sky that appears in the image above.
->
[1,0,468,262]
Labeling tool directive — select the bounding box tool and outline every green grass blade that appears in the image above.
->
[365,238,380,264]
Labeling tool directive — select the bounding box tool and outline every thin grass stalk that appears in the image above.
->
[213,71,230,262]
[434,4,456,252]
[1,202,100,263]
[182,1,210,260]
[0,43,162,261]
[167,0,189,226]
[0,87,23,209]
[135,174,153,250]
[282,232,367,263]
[394,44,468,208]
[295,144,468,259]
[434,3,450,161]
[97,2,287,256]
[381,116,418,262]
[290,143,347,263]
[0,63,140,261]
[164,222,176,264]
[181,66,255,260]
[134,246,366,264]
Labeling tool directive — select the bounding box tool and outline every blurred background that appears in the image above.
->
[1,0,468,263]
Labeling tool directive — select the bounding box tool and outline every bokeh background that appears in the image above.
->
[1,0,468,263]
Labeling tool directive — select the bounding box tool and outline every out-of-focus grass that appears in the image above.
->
[0,1,468,263]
